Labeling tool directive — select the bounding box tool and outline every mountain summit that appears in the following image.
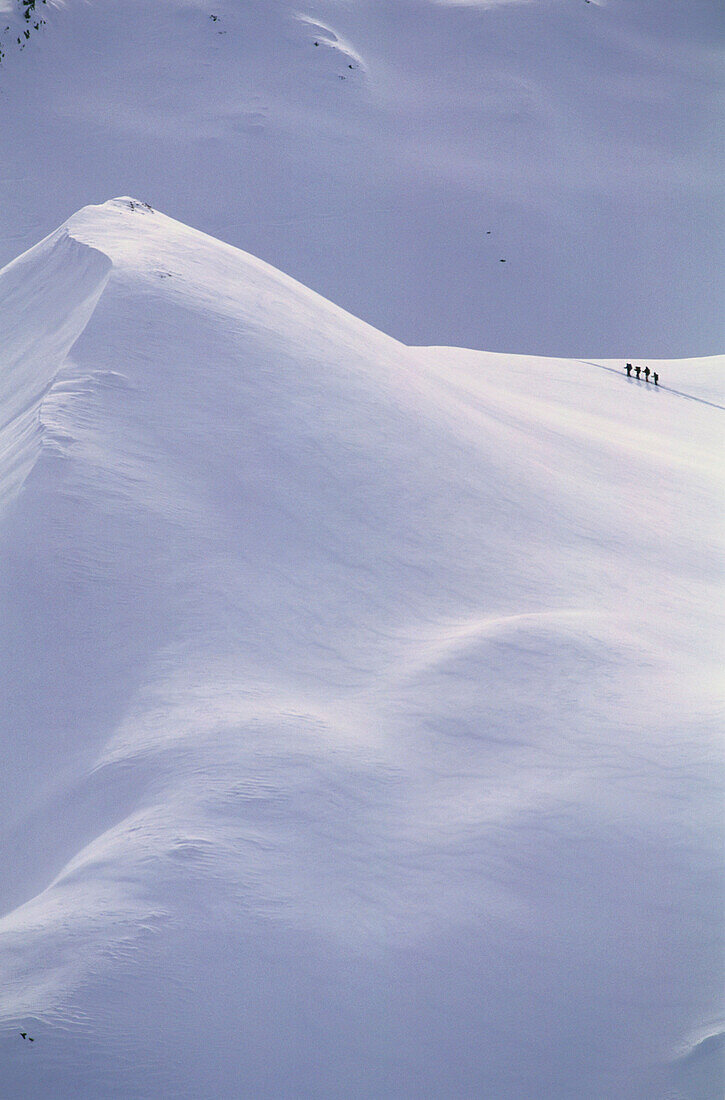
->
[1,200,722,1099]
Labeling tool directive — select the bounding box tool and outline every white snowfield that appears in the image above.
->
[0,199,722,1099]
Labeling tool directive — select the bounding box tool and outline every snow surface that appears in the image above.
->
[0,198,723,1098]
[0,0,722,356]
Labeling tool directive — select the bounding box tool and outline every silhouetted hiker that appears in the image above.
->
[653,372,659,385]
[635,365,641,379]
[626,363,632,377]
[644,366,650,382]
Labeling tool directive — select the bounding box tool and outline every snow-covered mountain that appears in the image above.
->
[0,0,722,356]
[1,198,722,1098]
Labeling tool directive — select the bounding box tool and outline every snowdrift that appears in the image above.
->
[1,199,722,1099]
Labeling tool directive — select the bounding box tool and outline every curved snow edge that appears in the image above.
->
[0,227,113,512]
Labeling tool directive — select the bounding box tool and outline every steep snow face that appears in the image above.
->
[1,200,723,1098]
[0,228,111,509]
[0,0,722,356]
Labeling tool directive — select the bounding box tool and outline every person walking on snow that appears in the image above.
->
[635,365,641,379]
[653,372,659,385]
[644,366,650,382]
[626,363,632,377]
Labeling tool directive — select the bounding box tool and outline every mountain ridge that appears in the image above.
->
[0,200,722,1100]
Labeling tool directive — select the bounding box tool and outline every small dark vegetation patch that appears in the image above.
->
[0,0,48,62]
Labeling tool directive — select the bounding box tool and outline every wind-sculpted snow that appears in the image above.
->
[0,228,111,509]
[0,200,722,1098]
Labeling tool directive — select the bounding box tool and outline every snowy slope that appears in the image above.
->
[0,199,723,1099]
[0,0,722,356]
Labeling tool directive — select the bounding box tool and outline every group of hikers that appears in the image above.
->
[626,363,659,384]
